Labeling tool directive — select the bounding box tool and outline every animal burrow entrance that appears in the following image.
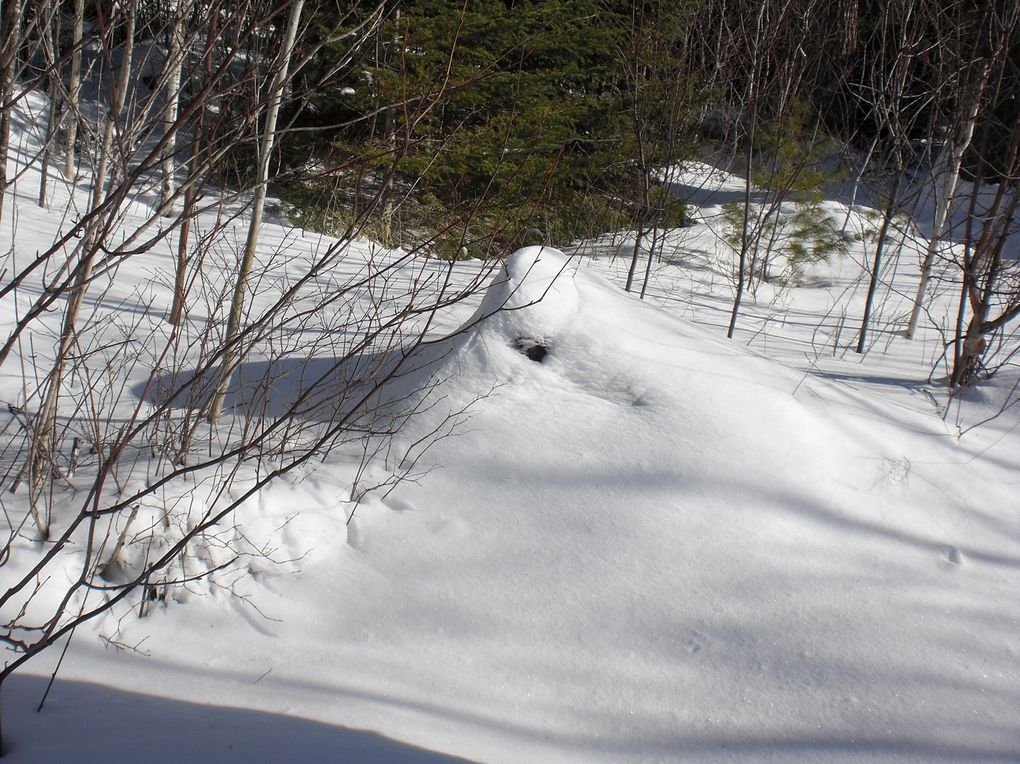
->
[514,337,549,362]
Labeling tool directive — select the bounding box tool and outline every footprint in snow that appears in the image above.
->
[385,497,414,512]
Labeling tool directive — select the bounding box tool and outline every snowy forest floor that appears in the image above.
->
[1,95,1018,763]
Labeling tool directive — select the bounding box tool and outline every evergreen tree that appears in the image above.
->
[278,0,698,255]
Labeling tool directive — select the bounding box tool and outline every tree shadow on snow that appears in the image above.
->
[663,177,770,208]
[2,673,476,763]
[134,342,452,422]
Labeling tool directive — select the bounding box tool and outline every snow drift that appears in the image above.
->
[6,248,1018,763]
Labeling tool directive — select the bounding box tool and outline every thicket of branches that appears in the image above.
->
[674,0,1020,372]
[0,0,502,750]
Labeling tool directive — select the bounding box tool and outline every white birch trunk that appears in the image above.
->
[64,0,85,179]
[160,0,188,210]
[205,0,305,423]
[0,0,25,225]
[905,64,988,340]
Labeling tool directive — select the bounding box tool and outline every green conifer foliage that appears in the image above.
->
[279,0,699,255]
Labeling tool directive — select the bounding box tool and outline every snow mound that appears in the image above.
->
[5,82,1019,764]
[470,246,579,346]
[450,245,853,485]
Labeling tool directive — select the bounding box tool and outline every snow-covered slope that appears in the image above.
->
[6,242,1018,762]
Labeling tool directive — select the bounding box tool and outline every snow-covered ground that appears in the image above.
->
[2,104,1018,763]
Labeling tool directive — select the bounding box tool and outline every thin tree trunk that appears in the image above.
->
[842,133,878,232]
[29,0,137,535]
[160,0,188,211]
[205,0,305,423]
[726,1,767,340]
[38,5,61,208]
[950,129,1020,386]
[378,8,399,248]
[905,64,988,339]
[86,0,136,236]
[169,192,194,326]
[639,221,659,300]
[950,184,982,387]
[64,0,85,179]
[625,221,644,292]
[857,171,902,353]
[0,0,25,227]
[624,4,649,295]
[170,8,217,326]
[625,133,649,292]
[727,144,756,339]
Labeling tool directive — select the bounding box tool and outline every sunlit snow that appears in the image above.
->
[2,92,1018,764]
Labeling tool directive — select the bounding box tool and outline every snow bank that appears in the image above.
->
[6,239,1018,764]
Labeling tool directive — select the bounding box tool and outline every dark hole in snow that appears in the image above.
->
[514,337,548,362]
[97,558,128,584]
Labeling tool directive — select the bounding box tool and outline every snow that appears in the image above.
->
[2,97,1019,763]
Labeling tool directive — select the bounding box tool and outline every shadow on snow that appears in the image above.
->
[3,674,476,763]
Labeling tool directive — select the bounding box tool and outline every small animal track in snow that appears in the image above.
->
[943,546,963,566]
[684,632,705,654]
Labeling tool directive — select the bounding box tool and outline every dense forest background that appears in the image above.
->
[4,0,1017,265]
